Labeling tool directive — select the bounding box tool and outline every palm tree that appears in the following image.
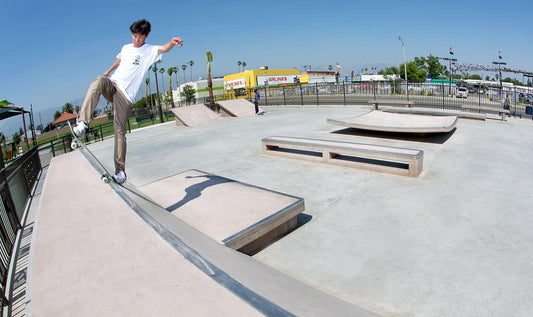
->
[206,51,215,110]
[181,64,187,84]
[189,61,194,82]
[145,77,150,108]
[151,62,163,119]
[242,62,246,71]
[159,68,165,92]
[167,67,175,107]
[237,61,242,72]
[328,65,333,71]
[63,102,74,113]
[174,66,181,106]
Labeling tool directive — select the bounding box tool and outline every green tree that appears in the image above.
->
[189,61,194,82]
[414,55,446,79]
[242,62,246,71]
[54,110,61,120]
[468,74,482,80]
[182,85,196,105]
[400,61,427,82]
[75,105,80,114]
[173,67,181,106]
[181,64,187,83]
[379,66,400,75]
[63,102,74,113]
[167,67,175,107]
[145,77,151,108]
[159,68,165,91]
[504,77,524,85]
[206,51,215,110]
[13,132,20,146]
[237,61,242,72]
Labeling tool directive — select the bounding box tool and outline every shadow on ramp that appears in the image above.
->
[331,127,457,144]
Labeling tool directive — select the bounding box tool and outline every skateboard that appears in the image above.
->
[257,110,266,115]
[68,121,113,184]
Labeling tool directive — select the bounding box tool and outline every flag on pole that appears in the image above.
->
[450,47,454,55]
[499,51,502,59]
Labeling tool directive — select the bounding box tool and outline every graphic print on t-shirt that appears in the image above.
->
[133,55,141,65]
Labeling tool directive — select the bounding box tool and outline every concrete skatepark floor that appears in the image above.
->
[29,105,533,316]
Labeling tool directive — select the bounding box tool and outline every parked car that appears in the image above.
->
[519,93,533,104]
[456,87,468,99]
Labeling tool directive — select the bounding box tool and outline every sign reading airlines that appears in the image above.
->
[224,78,246,90]
[257,75,299,86]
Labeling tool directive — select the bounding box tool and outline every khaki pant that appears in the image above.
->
[80,76,131,174]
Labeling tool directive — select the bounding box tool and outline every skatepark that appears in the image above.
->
[8,102,533,316]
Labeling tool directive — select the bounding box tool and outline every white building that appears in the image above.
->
[173,78,225,104]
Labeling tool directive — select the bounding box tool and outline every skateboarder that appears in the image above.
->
[73,19,183,183]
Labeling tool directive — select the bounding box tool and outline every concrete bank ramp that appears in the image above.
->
[217,99,256,117]
[28,150,377,316]
[171,104,223,127]
[327,110,458,133]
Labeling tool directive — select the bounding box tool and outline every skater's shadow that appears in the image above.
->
[166,175,235,212]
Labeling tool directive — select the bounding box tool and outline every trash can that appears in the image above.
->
[526,106,533,115]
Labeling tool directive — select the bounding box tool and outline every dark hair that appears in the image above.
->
[130,19,151,35]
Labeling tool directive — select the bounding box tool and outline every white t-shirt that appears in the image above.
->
[110,43,162,102]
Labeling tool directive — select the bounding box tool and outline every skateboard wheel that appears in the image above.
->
[71,140,78,150]
[101,175,110,183]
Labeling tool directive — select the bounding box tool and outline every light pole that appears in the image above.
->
[440,47,457,96]
[492,51,506,100]
[398,36,408,100]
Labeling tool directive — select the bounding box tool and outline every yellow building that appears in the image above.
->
[224,68,301,98]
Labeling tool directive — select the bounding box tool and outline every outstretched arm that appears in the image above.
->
[158,37,183,54]
[104,59,121,77]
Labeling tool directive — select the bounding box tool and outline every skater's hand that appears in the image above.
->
[171,37,183,48]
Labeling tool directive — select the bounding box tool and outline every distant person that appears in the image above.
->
[73,19,183,183]
[503,92,511,110]
[253,89,260,114]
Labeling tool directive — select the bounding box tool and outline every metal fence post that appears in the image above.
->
[442,81,445,108]
[343,81,346,106]
[300,84,304,106]
[315,83,319,106]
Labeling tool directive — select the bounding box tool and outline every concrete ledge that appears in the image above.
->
[327,110,458,133]
[263,136,423,177]
[217,99,256,117]
[368,99,414,110]
[171,104,223,127]
[462,105,510,121]
[138,169,305,254]
[382,106,486,120]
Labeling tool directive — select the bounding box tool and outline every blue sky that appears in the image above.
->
[1,0,532,135]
